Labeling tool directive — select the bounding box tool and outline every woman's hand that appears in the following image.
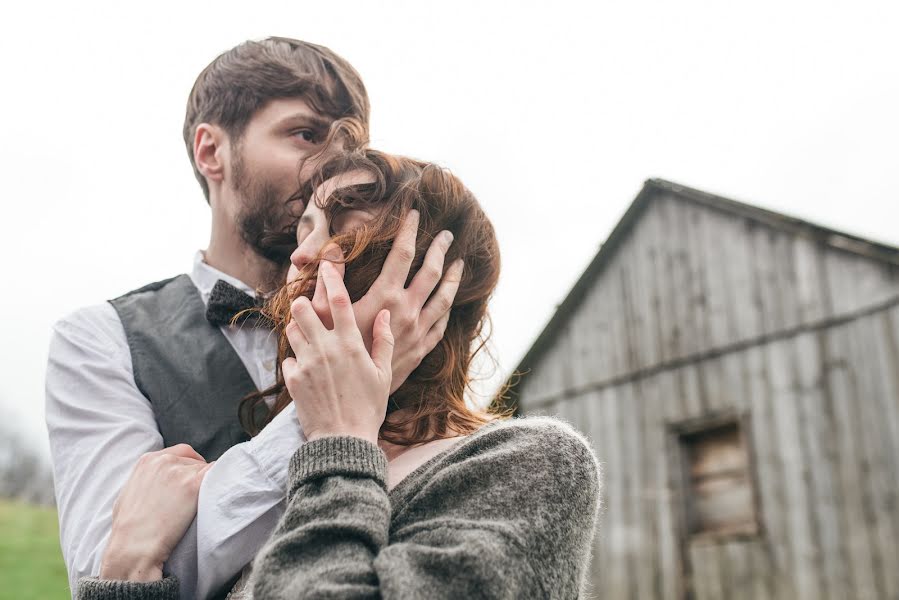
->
[309,211,462,394]
[284,259,395,445]
[99,444,213,582]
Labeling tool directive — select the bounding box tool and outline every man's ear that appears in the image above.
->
[194,123,228,185]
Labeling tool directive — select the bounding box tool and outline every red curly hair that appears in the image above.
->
[239,139,507,445]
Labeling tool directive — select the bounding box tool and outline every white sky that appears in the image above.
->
[2,0,897,458]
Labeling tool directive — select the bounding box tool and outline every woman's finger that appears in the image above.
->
[407,229,454,309]
[310,261,332,329]
[376,209,419,289]
[291,296,326,343]
[370,309,395,376]
[422,307,451,353]
[321,260,357,334]
[285,319,308,356]
[419,258,463,328]
[282,356,303,396]
[311,244,346,329]
[282,356,299,380]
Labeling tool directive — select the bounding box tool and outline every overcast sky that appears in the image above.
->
[2,0,897,458]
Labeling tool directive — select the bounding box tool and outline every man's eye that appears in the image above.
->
[292,129,318,143]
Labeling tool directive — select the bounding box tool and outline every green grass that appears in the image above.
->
[0,499,70,599]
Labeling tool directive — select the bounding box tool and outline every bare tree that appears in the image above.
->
[0,424,55,506]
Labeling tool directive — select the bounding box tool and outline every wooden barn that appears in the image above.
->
[507,179,899,600]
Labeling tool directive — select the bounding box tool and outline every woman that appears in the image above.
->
[77,146,601,599]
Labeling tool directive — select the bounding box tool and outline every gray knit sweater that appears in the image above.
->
[77,416,601,599]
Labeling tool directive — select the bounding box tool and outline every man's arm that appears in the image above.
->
[180,402,305,599]
[46,303,303,600]
[46,304,166,596]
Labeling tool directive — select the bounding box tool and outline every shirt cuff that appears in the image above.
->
[288,436,388,495]
[76,575,179,600]
[250,402,306,490]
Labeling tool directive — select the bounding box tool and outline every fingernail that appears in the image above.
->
[455,258,465,272]
[442,230,454,246]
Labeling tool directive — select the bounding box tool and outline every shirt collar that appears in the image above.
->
[189,250,257,304]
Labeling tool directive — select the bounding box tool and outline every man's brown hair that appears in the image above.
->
[183,37,370,200]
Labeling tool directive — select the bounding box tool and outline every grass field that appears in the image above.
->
[0,499,70,599]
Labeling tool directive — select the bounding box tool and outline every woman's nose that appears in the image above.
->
[291,229,328,270]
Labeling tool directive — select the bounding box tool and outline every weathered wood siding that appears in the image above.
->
[515,192,899,599]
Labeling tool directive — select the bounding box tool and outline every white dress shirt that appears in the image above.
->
[45,251,304,599]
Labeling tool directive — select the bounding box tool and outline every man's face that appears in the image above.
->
[228,98,333,264]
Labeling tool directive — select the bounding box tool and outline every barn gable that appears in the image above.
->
[510,178,899,411]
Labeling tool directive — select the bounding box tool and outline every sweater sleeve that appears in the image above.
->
[76,575,180,600]
[249,418,601,600]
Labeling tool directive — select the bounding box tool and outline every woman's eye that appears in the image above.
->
[329,210,373,236]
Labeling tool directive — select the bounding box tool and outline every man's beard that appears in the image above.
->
[231,151,301,267]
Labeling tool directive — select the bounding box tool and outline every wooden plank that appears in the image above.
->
[773,224,802,334]
[684,201,714,358]
[794,332,845,600]
[791,235,827,323]
[638,376,666,599]
[618,255,642,379]
[601,385,629,598]
[656,195,685,363]
[645,202,674,369]
[646,370,678,600]
[689,542,724,600]
[735,347,777,600]
[847,313,897,599]
[661,368,692,600]
[822,322,880,600]
[820,245,899,317]
[582,389,606,597]
[725,216,760,342]
[670,196,696,359]
[642,198,666,369]
[596,266,620,383]
[698,206,732,351]
[578,273,606,390]
[619,382,644,599]
[722,540,753,600]
[768,337,822,600]
[678,364,704,421]
[870,308,899,535]
[638,212,662,370]
[752,338,795,598]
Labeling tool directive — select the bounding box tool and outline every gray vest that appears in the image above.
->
[109,274,260,462]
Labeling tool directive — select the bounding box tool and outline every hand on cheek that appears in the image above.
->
[283,260,394,445]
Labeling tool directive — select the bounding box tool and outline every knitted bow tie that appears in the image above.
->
[205,279,273,328]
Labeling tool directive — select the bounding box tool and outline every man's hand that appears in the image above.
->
[310,209,463,393]
[99,445,212,582]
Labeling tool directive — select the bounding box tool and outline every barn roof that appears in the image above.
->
[505,178,899,406]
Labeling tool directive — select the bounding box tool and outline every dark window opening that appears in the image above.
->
[677,419,758,538]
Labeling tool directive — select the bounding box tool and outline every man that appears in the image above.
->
[46,37,457,599]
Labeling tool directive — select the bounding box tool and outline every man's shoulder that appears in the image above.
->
[110,274,193,303]
[52,274,192,339]
[52,301,125,347]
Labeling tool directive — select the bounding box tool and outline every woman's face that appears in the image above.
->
[286,170,379,284]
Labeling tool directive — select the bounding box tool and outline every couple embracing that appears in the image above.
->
[46,37,600,600]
